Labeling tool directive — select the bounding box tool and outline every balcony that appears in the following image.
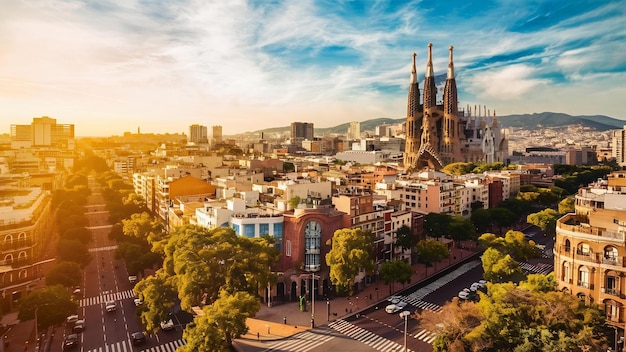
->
[0,258,32,269]
[305,248,320,255]
[0,239,34,252]
[603,287,622,298]
[304,264,320,272]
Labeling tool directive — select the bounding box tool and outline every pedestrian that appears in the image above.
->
[283,316,287,324]
[257,332,260,340]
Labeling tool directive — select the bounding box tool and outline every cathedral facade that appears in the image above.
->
[403,43,508,171]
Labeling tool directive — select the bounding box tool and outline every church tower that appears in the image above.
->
[439,45,461,165]
[403,53,422,169]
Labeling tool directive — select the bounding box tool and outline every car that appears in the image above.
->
[128,275,138,284]
[387,295,401,302]
[66,315,79,324]
[470,282,482,291]
[458,290,470,300]
[131,331,146,346]
[385,304,401,314]
[105,300,116,312]
[72,287,82,296]
[160,319,174,331]
[73,320,85,333]
[134,298,143,306]
[63,333,79,350]
[396,301,408,308]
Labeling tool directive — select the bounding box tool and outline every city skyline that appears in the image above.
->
[1,0,625,137]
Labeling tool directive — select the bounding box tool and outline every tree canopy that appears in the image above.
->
[379,260,413,295]
[179,290,260,352]
[478,230,538,262]
[56,239,92,267]
[558,197,575,214]
[18,285,78,330]
[415,238,449,267]
[417,274,610,352]
[122,212,166,254]
[325,228,375,295]
[527,209,560,236]
[45,261,82,287]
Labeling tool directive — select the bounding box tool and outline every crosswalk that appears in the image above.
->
[263,330,335,352]
[410,300,442,313]
[519,262,553,275]
[413,328,438,344]
[328,319,411,352]
[88,245,119,253]
[399,261,481,305]
[86,339,185,352]
[79,289,136,307]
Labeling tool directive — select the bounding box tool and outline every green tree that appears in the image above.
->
[288,196,301,210]
[558,197,575,214]
[478,230,538,262]
[448,216,476,244]
[415,238,449,275]
[326,228,375,295]
[527,208,560,236]
[59,226,93,244]
[379,260,413,295]
[423,213,451,239]
[56,239,92,267]
[45,262,82,287]
[122,212,166,254]
[394,225,414,253]
[134,270,178,333]
[180,290,260,351]
[471,208,491,234]
[480,247,522,282]
[488,208,517,234]
[18,285,78,330]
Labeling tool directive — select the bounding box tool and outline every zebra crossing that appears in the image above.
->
[86,339,185,352]
[414,328,438,344]
[519,262,553,275]
[409,299,442,313]
[262,330,335,352]
[399,260,481,304]
[328,319,412,352]
[79,289,136,307]
[140,339,185,352]
[88,245,118,253]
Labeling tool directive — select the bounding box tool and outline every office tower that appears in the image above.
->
[211,125,223,145]
[291,122,314,140]
[348,121,361,140]
[188,124,208,144]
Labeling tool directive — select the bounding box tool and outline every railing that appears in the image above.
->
[604,288,622,298]
[0,258,32,268]
[0,239,34,252]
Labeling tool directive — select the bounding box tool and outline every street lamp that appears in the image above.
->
[326,299,330,321]
[399,310,411,352]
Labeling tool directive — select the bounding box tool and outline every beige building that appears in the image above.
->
[554,171,626,347]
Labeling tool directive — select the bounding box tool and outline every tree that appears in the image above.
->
[420,276,611,352]
[134,270,178,333]
[122,212,166,254]
[394,225,414,253]
[288,196,301,210]
[179,290,260,351]
[18,285,78,330]
[480,247,522,282]
[152,226,278,311]
[45,262,82,287]
[527,208,560,236]
[415,238,449,275]
[478,231,538,262]
[558,197,575,214]
[448,216,476,244]
[488,208,517,234]
[423,213,451,239]
[379,260,413,295]
[59,226,93,244]
[56,239,92,267]
[326,228,375,295]
[471,208,491,234]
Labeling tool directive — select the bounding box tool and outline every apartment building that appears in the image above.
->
[554,171,626,344]
[0,177,52,311]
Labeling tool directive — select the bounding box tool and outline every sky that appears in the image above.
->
[1,0,625,137]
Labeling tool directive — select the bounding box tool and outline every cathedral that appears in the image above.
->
[403,43,508,172]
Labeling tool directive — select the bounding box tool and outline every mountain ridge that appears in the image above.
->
[244,112,625,136]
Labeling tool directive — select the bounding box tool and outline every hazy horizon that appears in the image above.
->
[2,0,625,137]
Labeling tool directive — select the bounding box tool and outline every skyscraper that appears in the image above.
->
[291,122,314,141]
[211,125,223,145]
[188,124,208,144]
[348,121,361,140]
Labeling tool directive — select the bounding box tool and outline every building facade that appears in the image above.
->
[554,171,626,348]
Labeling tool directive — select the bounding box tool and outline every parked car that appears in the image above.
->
[128,275,137,284]
[105,300,116,312]
[134,298,143,306]
[131,332,146,345]
[73,320,85,333]
[63,334,79,350]
[458,290,470,300]
[66,315,79,324]
[160,319,174,331]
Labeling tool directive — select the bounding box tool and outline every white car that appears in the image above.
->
[470,282,482,291]
[134,298,143,306]
[160,319,174,331]
[387,295,401,302]
[396,301,408,308]
[385,304,401,314]
[128,276,138,284]
[105,300,116,312]
[66,315,79,324]
[458,290,470,300]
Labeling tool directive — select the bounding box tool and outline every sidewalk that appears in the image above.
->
[240,244,480,342]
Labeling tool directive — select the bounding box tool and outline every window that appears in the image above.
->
[259,223,269,236]
[286,240,291,257]
[273,223,283,238]
[243,224,255,238]
[232,223,240,235]
[578,267,590,288]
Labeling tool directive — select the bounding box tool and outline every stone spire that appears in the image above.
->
[423,43,436,109]
[407,52,421,118]
[443,45,458,115]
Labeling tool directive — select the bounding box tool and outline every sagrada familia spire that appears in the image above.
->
[403,43,508,172]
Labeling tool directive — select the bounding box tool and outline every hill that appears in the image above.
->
[244,112,624,136]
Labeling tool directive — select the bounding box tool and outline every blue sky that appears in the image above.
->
[1,0,625,136]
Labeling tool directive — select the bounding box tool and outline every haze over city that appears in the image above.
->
[1,0,625,137]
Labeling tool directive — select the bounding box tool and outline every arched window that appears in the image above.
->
[577,243,591,256]
[18,270,27,279]
[578,266,590,288]
[3,235,13,244]
[18,251,27,259]
[564,239,571,252]
[18,232,26,240]
[604,246,619,265]
[3,254,13,264]
[562,262,570,283]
